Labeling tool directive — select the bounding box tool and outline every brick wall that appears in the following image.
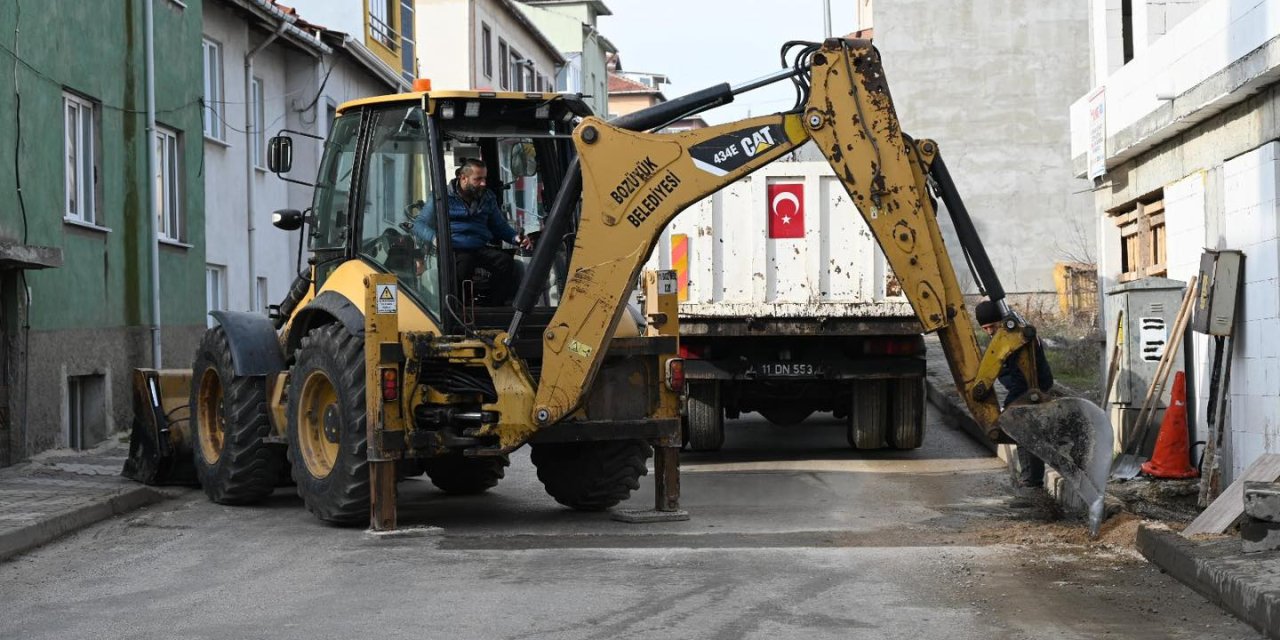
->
[1221,144,1280,478]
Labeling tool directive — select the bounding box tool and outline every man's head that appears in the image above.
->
[457,158,488,199]
[974,299,1002,336]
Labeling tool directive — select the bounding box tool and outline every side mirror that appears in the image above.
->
[272,208,304,231]
[508,142,538,177]
[267,136,293,174]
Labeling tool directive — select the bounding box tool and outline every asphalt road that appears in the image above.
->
[0,409,1262,640]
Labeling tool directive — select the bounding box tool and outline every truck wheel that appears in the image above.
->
[190,326,283,505]
[422,456,510,495]
[759,407,814,426]
[684,382,725,451]
[530,440,651,511]
[847,379,888,449]
[888,377,926,450]
[286,324,369,525]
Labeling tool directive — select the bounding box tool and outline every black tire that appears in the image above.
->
[422,456,510,495]
[684,382,724,451]
[530,440,651,511]
[190,327,283,504]
[888,377,926,449]
[759,407,814,426]
[286,324,370,525]
[847,379,888,449]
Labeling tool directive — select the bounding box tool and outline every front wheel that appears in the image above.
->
[190,327,282,504]
[530,440,651,511]
[286,324,370,525]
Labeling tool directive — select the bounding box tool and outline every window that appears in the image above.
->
[359,106,440,318]
[256,276,269,314]
[498,39,509,89]
[369,0,398,50]
[523,65,535,93]
[155,126,182,241]
[251,77,265,168]
[481,24,492,79]
[66,374,105,450]
[206,265,227,327]
[510,50,523,91]
[1111,191,1165,282]
[202,38,225,141]
[63,91,99,225]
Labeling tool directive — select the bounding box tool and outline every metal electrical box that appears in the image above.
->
[1192,249,1244,336]
[1105,278,1188,449]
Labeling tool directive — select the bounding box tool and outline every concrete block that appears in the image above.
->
[1244,481,1280,523]
[1241,519,1280,553]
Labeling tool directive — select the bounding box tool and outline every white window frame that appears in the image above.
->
[63,91,99,225]
[498,39,509,89]
[481,24,492,79]
[202,38,225,141]
[155,126,183,242]
[206,265,227,327]
[251,77,265,168]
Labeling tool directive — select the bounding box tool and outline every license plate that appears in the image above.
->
[753,362,821,377]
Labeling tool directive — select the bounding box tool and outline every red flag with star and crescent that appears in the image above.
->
[767,183,805,238]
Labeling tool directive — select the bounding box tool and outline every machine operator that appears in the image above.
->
[412,158,533,305]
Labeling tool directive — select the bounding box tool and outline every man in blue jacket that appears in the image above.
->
[413,158,531,305]
[975,299,1055,502]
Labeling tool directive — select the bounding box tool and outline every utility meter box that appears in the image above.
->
[1105,277,1187,449]
[1192,249,1244,336]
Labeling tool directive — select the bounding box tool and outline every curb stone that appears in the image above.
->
[0,486,167,562]
[1137,523,1280,639]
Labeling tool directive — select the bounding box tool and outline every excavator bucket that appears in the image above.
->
[122,368,198,486]
[998,397,1113,537]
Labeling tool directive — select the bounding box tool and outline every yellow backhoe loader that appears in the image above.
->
[125,38,1113,535]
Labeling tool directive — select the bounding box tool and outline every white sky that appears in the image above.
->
[599,0,862,124]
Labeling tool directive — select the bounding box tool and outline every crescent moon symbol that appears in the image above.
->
[771,191,800,217]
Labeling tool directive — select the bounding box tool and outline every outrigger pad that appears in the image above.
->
[998,396,1113,538]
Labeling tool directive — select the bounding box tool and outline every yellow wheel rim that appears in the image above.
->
[299,370,341,478]
[196,368,224,464]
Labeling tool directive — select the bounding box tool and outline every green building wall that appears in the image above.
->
[0,0,207,462]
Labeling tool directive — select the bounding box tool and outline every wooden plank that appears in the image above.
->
[1183,453,1280,536]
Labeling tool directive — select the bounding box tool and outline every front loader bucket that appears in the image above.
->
[122,369,197,486]
[998,397,1113,537]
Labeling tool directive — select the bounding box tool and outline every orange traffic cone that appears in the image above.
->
[1141,371,1198,479]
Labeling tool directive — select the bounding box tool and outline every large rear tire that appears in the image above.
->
[888,377,926,450]
[530,440,651,511]
[684,382,725,451]
[847,379,888,449]
[286,324,370,525]
[422,456,509,495]
[190,327,283,505]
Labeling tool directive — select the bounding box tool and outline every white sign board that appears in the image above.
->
[375,283,398,314]
[1088,86,1107,181]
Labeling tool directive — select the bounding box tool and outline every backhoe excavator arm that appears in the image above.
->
[508,39,1111,534]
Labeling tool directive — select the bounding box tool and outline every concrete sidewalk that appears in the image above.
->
[0,438,170,562]
[1138,524,1280,639]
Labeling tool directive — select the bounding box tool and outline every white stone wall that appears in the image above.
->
[1162,171,1211,446]
[417,0,560,91]
[1221,144,1280,477]
[202,4,306,316]
[1073,0,1280,160]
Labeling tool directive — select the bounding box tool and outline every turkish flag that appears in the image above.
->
[767,183,804,238]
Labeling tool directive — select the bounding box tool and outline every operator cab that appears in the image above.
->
[268,89,591,341]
